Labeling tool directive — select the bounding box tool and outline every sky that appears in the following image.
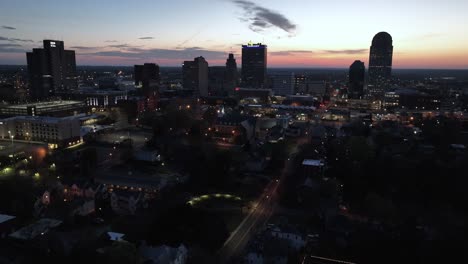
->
[0,0,467,69]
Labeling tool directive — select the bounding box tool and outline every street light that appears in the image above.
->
[8,131,14,146]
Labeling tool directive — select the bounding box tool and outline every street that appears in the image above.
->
[217,152,295,263]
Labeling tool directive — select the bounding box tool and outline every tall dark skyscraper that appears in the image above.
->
[368,32,393,87]
[26,40,77,99]
[183,56,209,97]
[241,42,267,88]
[348,60,365,99]
[134,63,160,95]
[225,53,238,93]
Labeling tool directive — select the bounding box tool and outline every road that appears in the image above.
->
[96,126,151,149]
[217,152,295,263]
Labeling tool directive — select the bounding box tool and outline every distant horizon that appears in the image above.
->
[1,64,467,71]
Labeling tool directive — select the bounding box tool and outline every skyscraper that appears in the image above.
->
[241,42,267,88]
[348,60,365,99]
[134,63,160,95]
[225,53,238,94]
[26,40,77,99]
[368,32,393,87]
[183,56,209,97]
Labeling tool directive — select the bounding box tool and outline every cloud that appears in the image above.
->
[138,37,154,40]
[70,46,100,50]
[0,43,22,48]
[2,26,16,30]
[231,0,297,35]
[0,43,25,53]
[104,40,118,43]
[322,49,368,55]
[0,36,33,42]
[82,47,227,61]
[9,38,33,42]
[269,49,367,56]
[270,50,313,56]
[107,43,140,48]
[0,47,25,53]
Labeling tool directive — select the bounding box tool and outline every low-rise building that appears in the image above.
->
[271,74,295,96]
[384,89,441,110]
[0,115,81,148]
[60,88,128,108]
[110,190,145,215]
[212,114,255,145]
[0,214,16,239]
[139,242,188,264]
[0,100,87,117]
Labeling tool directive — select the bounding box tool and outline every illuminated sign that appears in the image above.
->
[243,42,264,48]
[50,41,56,47]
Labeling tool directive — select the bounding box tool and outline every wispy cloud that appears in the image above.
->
[9,38,33,42]
[70,46,100,50]
[270,49,367,56]
[138,36,154,40]
[322,49,368,55]
[82,47,227,61]
[0,36,33,42]
[107,43,140,48]
[270,50,313,56]
[0,43,21,48]
[0,43,25,53]
[231,0,297,35]
[104,40,118,43]
[2,26,16,30]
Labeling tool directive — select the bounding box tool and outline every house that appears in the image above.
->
[269,226,306,250]
[139,241,188,264]
[9,218,62,241]
[212,114,255,145]
[110,190,144,215]
[245,225,306,264]
[107,232,125,241]
[0,214,16,239]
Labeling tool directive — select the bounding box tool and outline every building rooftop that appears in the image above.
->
[242,42,267,48]
[69,88,127,95]
[107,232,125,241]
[302,159,324,167]
[0,100,84,110]
[0,214,15,224]
[9,218,62,240]
[1,115,78,123]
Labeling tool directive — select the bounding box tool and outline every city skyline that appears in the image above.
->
[1,0,468,69]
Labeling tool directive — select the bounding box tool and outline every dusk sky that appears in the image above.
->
[1,0,467,68]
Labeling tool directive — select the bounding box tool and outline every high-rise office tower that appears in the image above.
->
[368,32,393,87]
[183,56,209,97]
[241,42,267,88]
[225,53,238,93]
[26,40,77,99]
[134,63,160,95]
[348,60,365,99]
